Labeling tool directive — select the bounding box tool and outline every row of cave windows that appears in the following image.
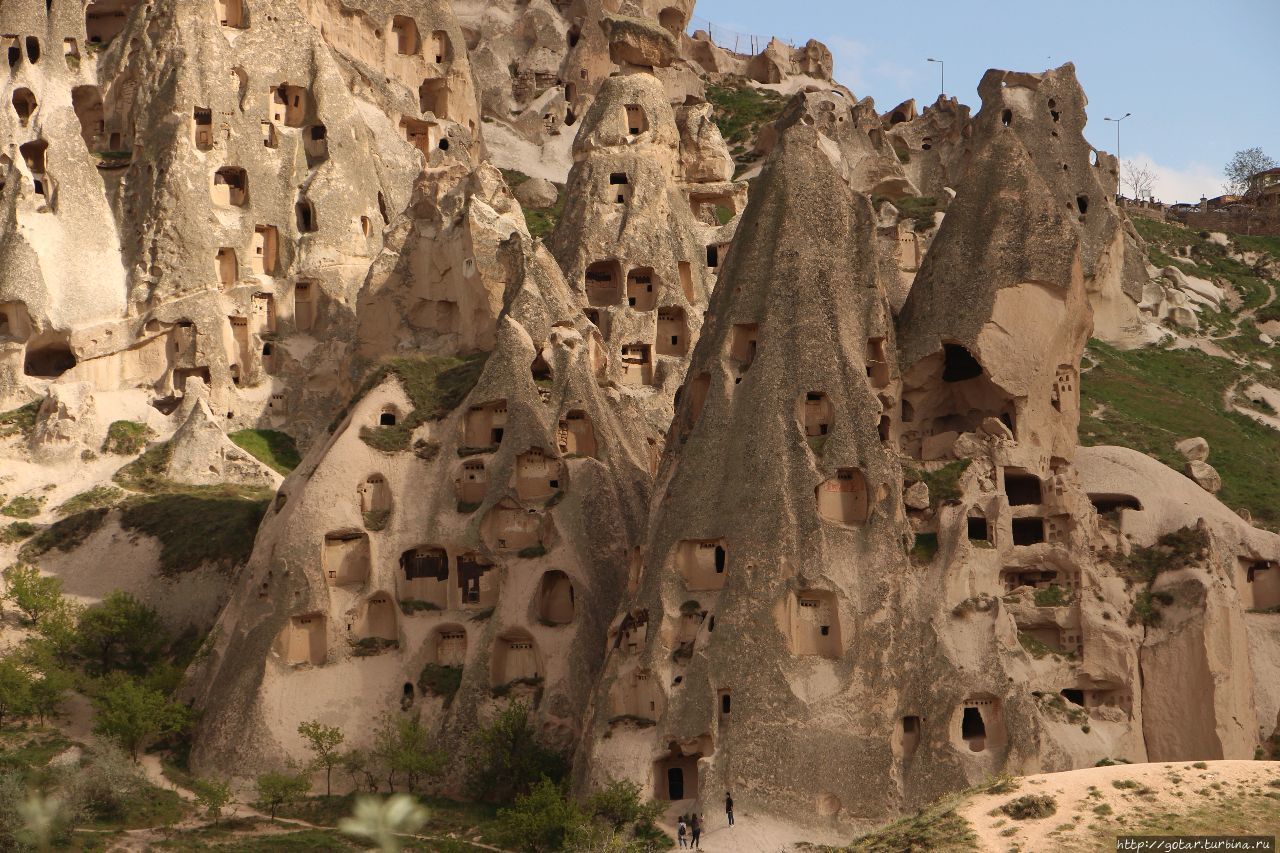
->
[644,701,1132,803]
[275,610,558,692]
[601,172,738,225]
[81,0,455,63]
[211,210,387,287]
[3,34,73,69]
[459,402,597,459]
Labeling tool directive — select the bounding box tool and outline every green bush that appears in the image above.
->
[465,702,567,803]
[418,663,462,702]
[0,521,36,544]
[229,429,301,474]
[1000,794,1057,820]
[362,509,391,531]
[1033,584,1071,607]
[75,591,168,676]
[102,421,152,455]
[1,495,45,518]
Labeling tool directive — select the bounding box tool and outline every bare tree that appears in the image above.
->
[1123,160,1157,201]
[1224,147,1276,197]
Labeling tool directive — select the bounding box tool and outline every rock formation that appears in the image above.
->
[4,0,1279,843]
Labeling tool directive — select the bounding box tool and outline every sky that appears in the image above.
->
[688,0,1280,204]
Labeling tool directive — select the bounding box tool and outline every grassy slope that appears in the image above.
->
[1081,216,1280,528]
[228,429,301,474]
[706,78,788,174]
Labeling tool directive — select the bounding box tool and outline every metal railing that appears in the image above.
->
[685,15,795,56]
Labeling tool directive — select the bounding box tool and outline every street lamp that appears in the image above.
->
[1104,112,1131,198]
[927,57,944,98]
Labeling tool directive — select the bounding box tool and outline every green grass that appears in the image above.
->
[845,793,977,851]
[0,401,40,439]
[501,168,564,239]
[229,429,300,474]
[102,420,152,455]
[56,485,123,516]
[1,495,45,518]
[911,533,939,563]
[875,195,940,232]
[706,78,788,172]
[107,440,272,573]
[18,508,110,560]
[351,353,489,453]
[524,190,564,240]
[1080,340,1280,528]
[911,459,971,509]
[118,487,270,575]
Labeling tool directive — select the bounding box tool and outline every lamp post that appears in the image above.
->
[927,57,944,98]
[1104,112,1131,199]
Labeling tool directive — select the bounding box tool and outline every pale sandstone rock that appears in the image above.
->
[904,481,930,510]
[1175,437,1210,462]
[1185,459,1222,493]
[515,177,560,209]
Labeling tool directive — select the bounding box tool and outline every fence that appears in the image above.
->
[686,15,794,56]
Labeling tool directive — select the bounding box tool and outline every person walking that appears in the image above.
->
[725,791,734,827]
[677,816,687,848]
[690,814,702,849]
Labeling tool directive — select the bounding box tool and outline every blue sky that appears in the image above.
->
[689,0,1280,203]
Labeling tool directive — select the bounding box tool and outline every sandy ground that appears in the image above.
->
[959,760,1280,852]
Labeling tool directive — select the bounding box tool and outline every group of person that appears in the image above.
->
[675,793,734,849]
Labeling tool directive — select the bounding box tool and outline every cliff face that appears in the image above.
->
[5,0,1280,839]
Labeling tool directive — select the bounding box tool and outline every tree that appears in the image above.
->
[2,565,65,626]
[1122,160,1157,202]
[340,748,380,793]
[255,770,310,821]
[494,777,585,853]
[583,779,663,832]
[192,777,233,823]
[26,664,72,726]
[464,702,567,803]
[75,591,167,675]
[1225,147,1277,197]
[339,793,429,853]
[372,714,445,794]
[297,719,345,797]
[0,658,33,728]
[90,673,190,760]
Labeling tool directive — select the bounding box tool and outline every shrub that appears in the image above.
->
[1,495,44,518]
[399,599,440,615]
[494,777,583,853]
[350,637,397,657]
[1000,794,1057,820]
[1033,584,1071,607]
[102,421,151,455]
[0,521,36,544]
[465,702,567,803]
[90,673,191,760]
[362,509,391,531]
[418,664,462,702]
[517,545,547,559]
[911,533,939,562]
